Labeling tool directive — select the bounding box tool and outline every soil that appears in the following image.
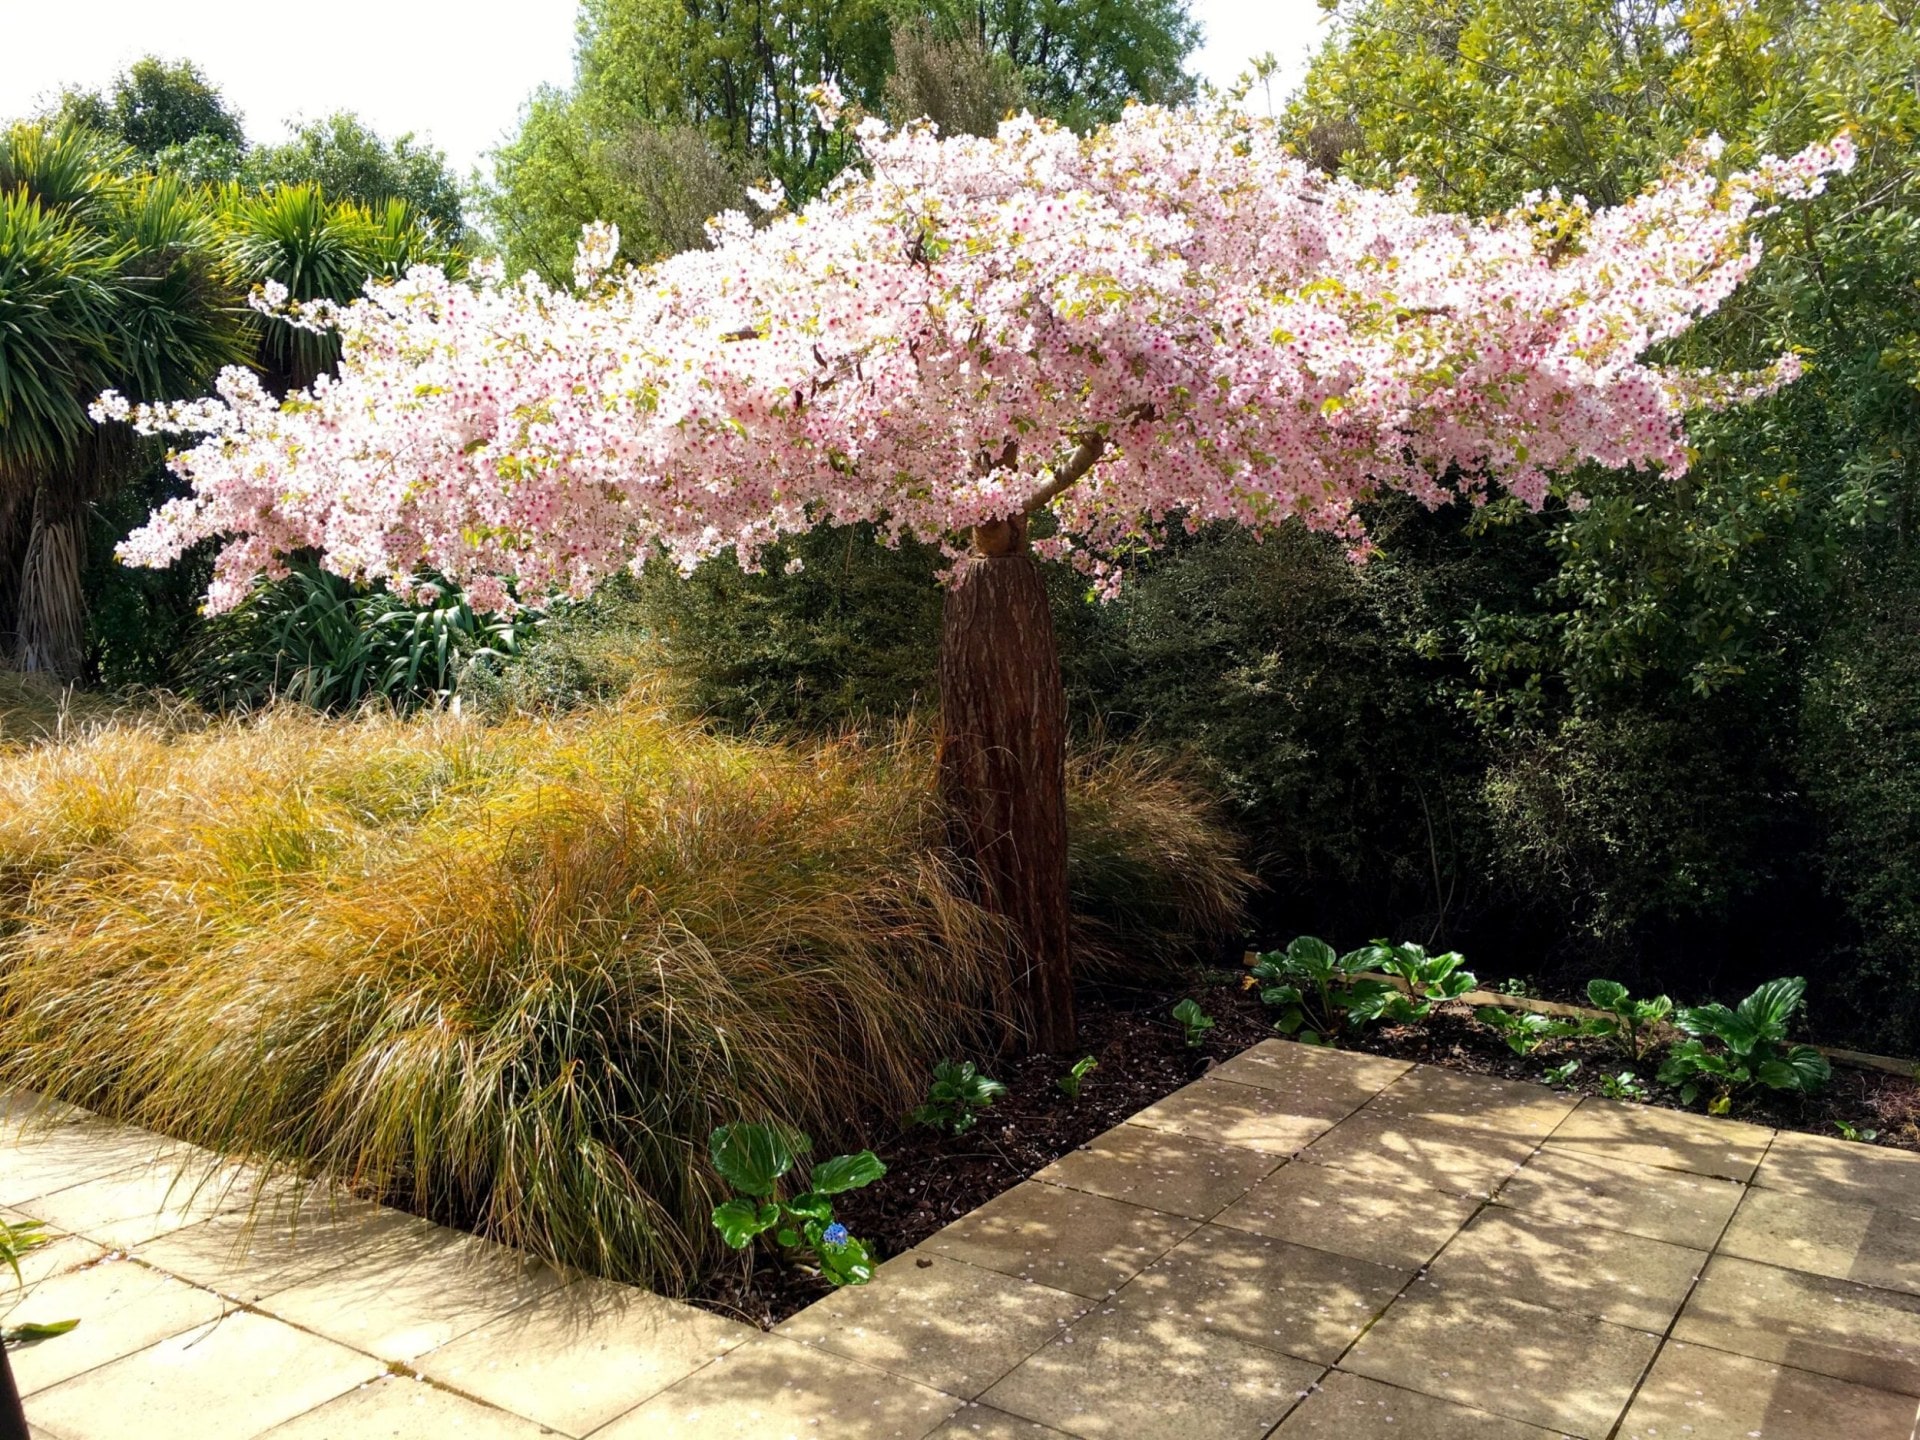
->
[686,967,1920,1329]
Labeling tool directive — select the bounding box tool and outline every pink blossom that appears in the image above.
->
[105,109,1854,613]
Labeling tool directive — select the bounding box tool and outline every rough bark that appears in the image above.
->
[938,515,1076,1051]
[14,483,88,680]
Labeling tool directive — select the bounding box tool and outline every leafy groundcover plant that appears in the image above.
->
[708,1123,883,1287]
[909,1060,1008,1134]
[1658,977,1832,1111]
[1251,937,1477,1043]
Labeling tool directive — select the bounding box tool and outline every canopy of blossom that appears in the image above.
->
[101,104,1853,613]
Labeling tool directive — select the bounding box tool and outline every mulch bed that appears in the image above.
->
[687,967,1920,1329]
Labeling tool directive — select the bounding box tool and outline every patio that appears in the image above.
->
[3,1041,1917,1439]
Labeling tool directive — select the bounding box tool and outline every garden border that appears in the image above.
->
[1242,953,1920,1080]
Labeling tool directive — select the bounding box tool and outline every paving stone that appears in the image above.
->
[596,1333,962,1440]
[1361,1067,1577,1140]
[1420,1208,1706,1332]
[1545,1099,1772,1181]
[3,1255,227,1396]
[778,1251,1089,1398]
[922,1180,1195,1299]
[17,1160,260,1250]
[27,1309,384,1440]
[1299,1111,1539,1198]
[925,1406,1073,1439]
[1616,1340,1920,1440]
[1491,1144,1744,1249]
[1206,1041,1409,1113]
[1033,1125,1277,1221]
[0,1119,182,1207]
[1112,1223,1406,1364]
[135,1197,418,1304]
[1719,1185,1920,1296]
[261,1376,563,1438]
[979,1301,1323,1440]
[1272,1370,1566,1438]
[1673,1254,1920,1395]
[0,1215,104,1288]
[258,1217,566,1362]
[417,1275,755,1434]
[1341,1285,1658,1439]
[1123,1077,1344,1156]
[1214,1159,1480,1268]
[1753,1129,1920,1212]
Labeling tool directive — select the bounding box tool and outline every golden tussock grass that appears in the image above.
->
[0,690,1247,1294]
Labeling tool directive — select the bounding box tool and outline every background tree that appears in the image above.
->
[51,57,245,158]
[480,0,1202,279]
[0,123,248,676]
[109,108,1845,1047]
[1288,0,1920,1043]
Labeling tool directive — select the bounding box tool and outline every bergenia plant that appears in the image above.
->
[1658,977,1831,1111]
[908,1060,1008,1135]
[708,1123,883,1286]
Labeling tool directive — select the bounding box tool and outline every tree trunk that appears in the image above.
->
[938,515,1076,1052]
[14,483,87,680]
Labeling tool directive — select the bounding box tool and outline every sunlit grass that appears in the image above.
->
[0,691,1246,1293]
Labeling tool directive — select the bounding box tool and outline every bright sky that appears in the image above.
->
[0,0,1328,178]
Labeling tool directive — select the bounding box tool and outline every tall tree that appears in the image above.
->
[481,0,1202,279]
[0,123,248,676]
[52,57,246,158]
[109,108,1845,1046]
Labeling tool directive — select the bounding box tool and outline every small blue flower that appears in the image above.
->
[821,1222,850,1248]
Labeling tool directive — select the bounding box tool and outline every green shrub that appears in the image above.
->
[0,701,1246,1295]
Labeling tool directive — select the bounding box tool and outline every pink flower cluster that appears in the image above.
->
[101,108,1853,612]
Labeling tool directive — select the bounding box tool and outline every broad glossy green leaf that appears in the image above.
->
[809,1150,885,1195]
[709,1122,805,1197]
[711,1197,780,1248]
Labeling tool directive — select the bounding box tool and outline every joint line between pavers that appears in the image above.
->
[1593,1125,1776,1440]
[1282,1099,1564,1437]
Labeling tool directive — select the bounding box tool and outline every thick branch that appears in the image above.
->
[1018,403,1158,515]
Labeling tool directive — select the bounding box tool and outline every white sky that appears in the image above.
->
[0,0,1328,178]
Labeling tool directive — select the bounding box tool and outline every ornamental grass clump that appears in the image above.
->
[0,697,1243,1295]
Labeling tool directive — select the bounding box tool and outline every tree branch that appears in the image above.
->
[1019,403,1157,514]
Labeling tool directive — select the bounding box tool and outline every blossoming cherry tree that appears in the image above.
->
[103,105,1853,1050]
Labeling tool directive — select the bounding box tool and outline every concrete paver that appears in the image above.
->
[593,1333,962,1440]
[1273,1370,1567,1438]
[259,1376,565,1438]
[1298,1110,1538,1198]
[1545,1098,1773,1181]
[920,1179,1195,1299]
[1124,1072,1353,1155]
[1717,1183,1920,1296]
[1341,1285,1660,1438]
[415,1275,755,1435]
[1110,1222,1405,1363]
[257,1219,566,1363]
[777,1251,1089,1399]
[27,1310,385,1440]
[1213,1157,1480,1267]
[1490,1143,1744,1249]
[978,1301,1322,1440]
[1419,1207,1706,1332]
[1753,1127,1920,1210]
[1033,1124,1277,1221]
[1672,1253,1920,1395]
[4,1256,227,1396]
[1616,1340,1920,1440]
